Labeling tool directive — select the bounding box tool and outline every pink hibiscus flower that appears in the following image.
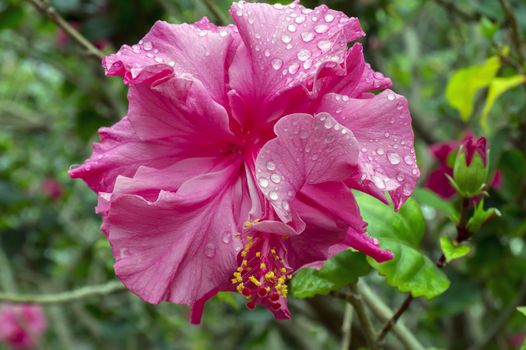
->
[0,304,46,349]
[70,1,419,323]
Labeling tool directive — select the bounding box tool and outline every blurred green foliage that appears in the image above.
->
[1,0,526,349]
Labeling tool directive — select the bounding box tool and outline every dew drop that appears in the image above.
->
[282,201,290,211]
[258,177,269,188]
[324,14,335,22]
[264,49,271,57]
[205,243,216,258]
[387,151,401,165]
[295,15,306,23]
[402,183,412,196]
[281,34,292,44]
[222,232,232,244]
[219,30,228,37]
[288,63,300,74]
[271,174,281,184]
[317,40,332,52]
[376,148,385,155]
[272,58,283,70]
[269,191,279,201]
[303,59,313,69]
[396,173,405,182]
[315,24,329,33]
[384,132,390,138]
[266,161,277,171]
[397,102,404,110]
[387,93,396,101]
[311,154,319,161]
[297,49,311,61]
[287,24,297,32]
[324,119,333,129]
[301,32,315,42]
[142,41,153,51]
[403,155,414,165]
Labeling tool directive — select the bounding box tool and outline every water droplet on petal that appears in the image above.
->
[143,41,153,51]
[387,93,396,101]
[324,14,335,22]
[205,243,216,258]
[377,148,385,155]
[281,34,292,43]
[288,63,299,74]
[295,15,306,23]
[269,191,279,201]
[403,155,414,165]
[272,58,283,70]
[396,172,405,182]
[259,177,269,188]
[271,174,281,184]
[297,49,311,61]
[287,24,297,32]
[387,151,401,165]
[264,49,271,57]
[222,232,232,244]
[315,24,329,33]
[402,183,412,196]
[301,32,315,42]
[317,40,332,51]
[266,161,276,171]
[282,201,290,211]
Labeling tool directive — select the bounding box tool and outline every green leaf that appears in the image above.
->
[291,250,370,298]
[481,75,525,132]
[355,193,450,299]
[439,236,471,263]
[413,188,457,217]
[518,306,526,316]
[446,56,501,122]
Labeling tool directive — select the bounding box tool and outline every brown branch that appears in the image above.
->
[434,0,482,22]
[378,295,414,341]
[499,0,525,64]
[379,199,472,340]
[26,0,104,61]
[332,286,380,350]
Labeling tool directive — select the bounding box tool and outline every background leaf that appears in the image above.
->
[355,193,450,299]
[445,56,500,122]
[291,250,370,298]
[481,75,525,132]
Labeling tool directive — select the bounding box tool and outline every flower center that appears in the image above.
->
[231,226,291,311]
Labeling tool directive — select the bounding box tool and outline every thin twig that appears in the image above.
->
[434,0,482,22]
[379,198,472,339]
[0,281,126,304]
[359,283,425,350]
[201,0,230,26]
[378,295,413,341]
[341,303,353,350]
[469,279,526,350]
[332,286,380,350]
[499,0,525,64]
[26,0,104,61]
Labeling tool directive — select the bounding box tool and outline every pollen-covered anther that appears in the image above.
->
[231,235,292,311]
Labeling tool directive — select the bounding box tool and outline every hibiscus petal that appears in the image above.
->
[255,112,359,222]
[107,158,248,307]
[317,90,420,209]
[228,1,364,126]
[127,75,234,144]
[103,19,238,106]
[69,117,178,193]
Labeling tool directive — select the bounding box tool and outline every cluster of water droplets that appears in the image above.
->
[204,227,238,258]
[333,92,419,197]
[256,113,357,219]
[232,1,363,88]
